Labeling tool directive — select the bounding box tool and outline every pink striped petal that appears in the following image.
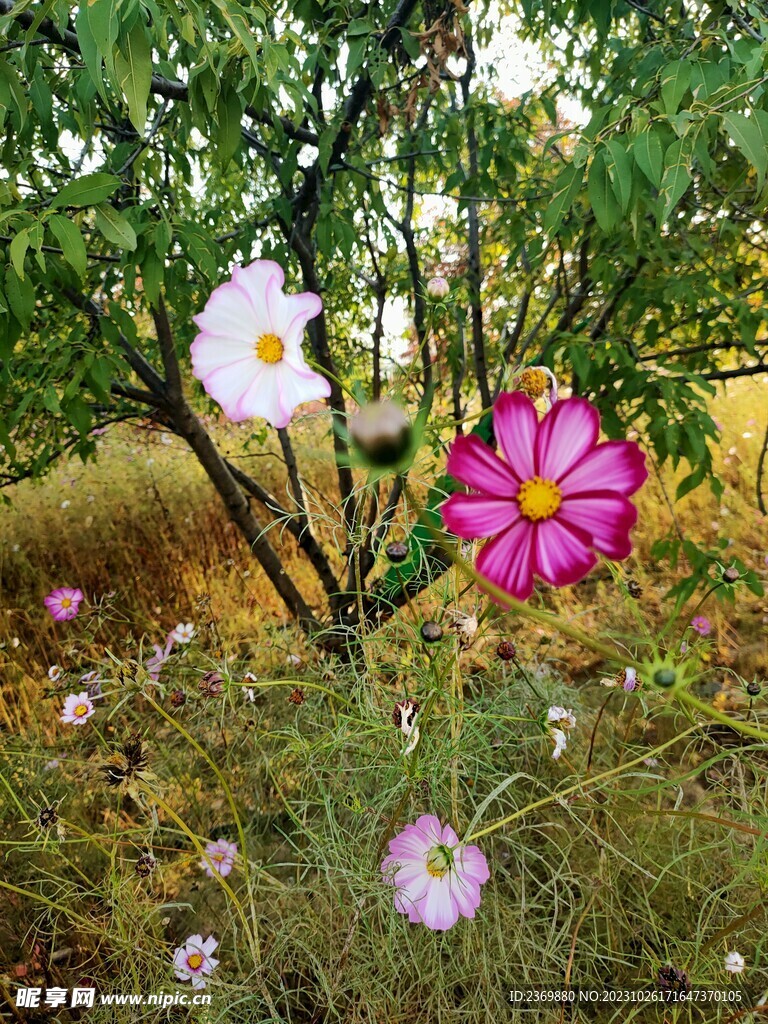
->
[475,518,536,601]
[535,397,599,481]
[446,435,519,497]
[559,439,648,497]
[493,391,537,480]
[557,492,638,560]
[448,874,482,919]
[533,517,597,587]
[442,493,520,539]
[420,878,459,931]
[455,846,490,885]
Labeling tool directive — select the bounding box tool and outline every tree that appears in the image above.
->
[0,0,765,634]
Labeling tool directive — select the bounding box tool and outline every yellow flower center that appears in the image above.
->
[517,367,548,400]
[256,333,284,364]
[187,953,204,970]
[74,704,88,716]
[517,476,562,521]
[61,598,72,609]
[426,845,452,879]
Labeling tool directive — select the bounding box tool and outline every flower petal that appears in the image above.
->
[455,845,490,885]
[274,291,323,347]
[533,517,598,587]
[441,493,521,539]
[446,435,519,497]
[493,391,538,480]
[273,360,331,427]
[198,358,265,422]
[559,439,648,497]
[448,873,482,919]
[475,518,536,601]
[420,877,459,931]
[557,492,638,560]
[535,397,599,481]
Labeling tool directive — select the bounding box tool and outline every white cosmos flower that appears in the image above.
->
[191,260,331,429]
[170,622,195,644]
[724,951,745,974]
[547,706,576,731]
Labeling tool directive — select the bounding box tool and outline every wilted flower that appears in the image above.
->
[550,728,568,760]
[393,698,420,755]
[547,706,576,730]
[44,587,84,622]
[170,622,195,644]
[199,671,225,697]
[200,838,238,879]
[724,951,745,974]
[626,578,642,598]
[381,815,489,930]
[37,806,59,830]
[515,366,558,409]
[191,260,329,428]
[288,687,305,705]
[690,615,712,636]
[60,692,95,726]
[48,665,62,682]
[426,276,450,300]
[173,934,219,989]
[496,640,516,661]
[136,853,157,878]
[169,688,186,708]
[100,734,152,793]
[442,394,647,602]
[601,668,639,692]
[447,609,479,649]
[657,964,690,994]
[80,670,103,699]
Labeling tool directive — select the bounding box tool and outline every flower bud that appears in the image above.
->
[746,680,761,697]
[722,565,739,583]
[496,640,516,661]
[169,688,186,707]
[653,668,676,688]
[349,401,412,468]
[420,620,443,643]
[386,541,409,563]
[426,276,450,300]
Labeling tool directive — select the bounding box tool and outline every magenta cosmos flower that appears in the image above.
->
[200,838,238,879]
[173,934,219,989]
[441,393,647,601]
[690,615,712,636]
[60,691,95,725]
[190,260,330,429]
[381,814,490,931]
[44,587,84,621]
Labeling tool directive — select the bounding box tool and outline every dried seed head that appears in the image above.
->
[288,687,306,705]
[420,620,443,643]
[169,688,186,708]
[37,806,58,830]
[386,541,409,563]
[393,699,420,729]
[135,854,157,878]
[626,579,642,598]
[100,733,150,788]
[657,965,690,994]
[496,640,516,661]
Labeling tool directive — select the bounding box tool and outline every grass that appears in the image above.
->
[0,377,767,1022]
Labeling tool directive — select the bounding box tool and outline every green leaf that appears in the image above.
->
[604,139,633,212]
[588,147,621,232]
[660,59,691,116]
[633,128,665,188]
[113,22,152,134]
[657,136,693,224]
[94,203,137,250]
[10,228,30,280]
[48,214,88,276]
[721,111,768,189]
[50,173,121,210]
[543,163,583,235]
[216,87,243,167]
[6,267,35,330]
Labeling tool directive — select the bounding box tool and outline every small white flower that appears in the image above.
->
[547,706,576,731]
[170,622,195,644]
[724,951,745,974]
[60,500,70,509]
[551,728,568,760]
[286,653,302,668]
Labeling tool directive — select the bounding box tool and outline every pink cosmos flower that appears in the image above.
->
[441,393,647,601]
[173,934,219,989]
[200,838,238,879]
[60,691,95,726]
[690,615,712,636]
[381,814,489,931]
[146,637,174,681]
[44,587,84,621]
[191,260,330,428]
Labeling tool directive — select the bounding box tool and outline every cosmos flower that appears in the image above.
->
[441,393,647,602]
[426,276,450,299]
[515,366,558,409]
[547,706,576,731]
[44,587,84,622]
[173,934,219,989]
[48,665,62,682]
[724,951,745,974]
[191,260,330,429]
[690,615,712,636]
[170,622,195,644]
[550,728,568,760]
[60,691,95,726]
[146,637,174,681]
[200,838,238,879]
[381,815,489,931]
